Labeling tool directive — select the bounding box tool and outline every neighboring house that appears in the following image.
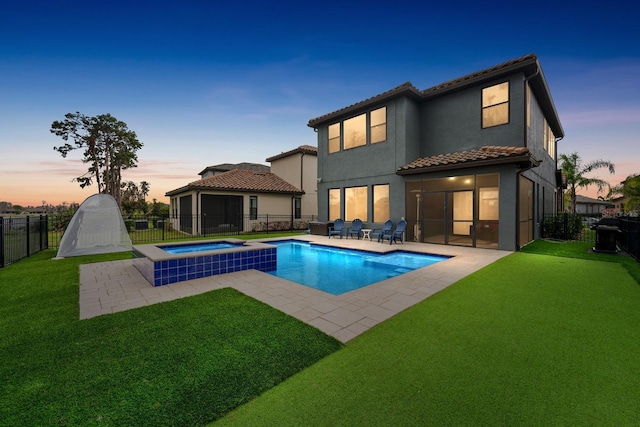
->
[308,54,564,250]
[574,195,613,215]
[165,146,317,234]
[610,196,627,215]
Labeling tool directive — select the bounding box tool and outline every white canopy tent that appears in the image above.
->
[55,194,132,258]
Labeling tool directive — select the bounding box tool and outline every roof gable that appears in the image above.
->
[266,145,317,162]
[166,169,303,196]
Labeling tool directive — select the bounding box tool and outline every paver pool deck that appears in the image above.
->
[79,235,510,343]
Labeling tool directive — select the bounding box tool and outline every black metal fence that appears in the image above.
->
[542,213,639,262]
[47,213,316,249]
[619,216,639,261]
[1,216,49,267]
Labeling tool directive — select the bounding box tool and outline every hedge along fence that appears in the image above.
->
[251,220,309,233]
[542,213,585,241]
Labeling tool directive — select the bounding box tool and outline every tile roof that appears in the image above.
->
[265,145,317,162]
[198,162,270,176]
[166,169,303,196]
[308,82,421,127]
[307,53,562,138]
[397,146,539,175]
[421,54,537,96]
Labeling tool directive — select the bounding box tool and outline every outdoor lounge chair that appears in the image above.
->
[328,219,345,238]
[347,218,363,239]
[381,219,407,244]
[371,220,393,242]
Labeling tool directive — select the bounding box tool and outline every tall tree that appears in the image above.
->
[50,112,143,206]
[559,152,615,214]
[611,174,640,213]
[121,180,150,215]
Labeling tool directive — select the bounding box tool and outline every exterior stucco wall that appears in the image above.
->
[420,73,526,156]
[270,153,318,216]
[315,97,419,224]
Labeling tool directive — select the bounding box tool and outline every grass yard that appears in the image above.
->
[216,243,640,426]
[0,250,342,426]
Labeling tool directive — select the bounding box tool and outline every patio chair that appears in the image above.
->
[328,219,345,238]
[347,218,363,239]
[381,219,407,245]
[371,220,393,242]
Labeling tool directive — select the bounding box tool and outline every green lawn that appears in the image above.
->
[0,250,342,426]
[3,241,640,426]
[216,243,640,426]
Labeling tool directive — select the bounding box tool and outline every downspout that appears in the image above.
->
[300,152,305,191]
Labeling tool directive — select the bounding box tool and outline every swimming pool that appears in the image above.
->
[267,240,448,295]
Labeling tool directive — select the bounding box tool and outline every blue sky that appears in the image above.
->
[1,0,638,206]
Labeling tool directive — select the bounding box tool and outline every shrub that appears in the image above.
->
[543,214,583,240]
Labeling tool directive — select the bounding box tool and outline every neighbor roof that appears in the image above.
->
[397,146,540,175]
[575,195,612,205]
[165,169,303,196]
[308,53,564,138]
[198,162,270,177]
[266,145,317,162]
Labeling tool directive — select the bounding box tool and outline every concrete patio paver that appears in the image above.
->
[79,235,510,342]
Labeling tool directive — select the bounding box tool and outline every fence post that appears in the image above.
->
[162,213,166,241]
[266,214,269,234]
[26,215,30,256]
[0,217,4,268]
[40,215,47,250]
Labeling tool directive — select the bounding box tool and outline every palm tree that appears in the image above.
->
[559,152,615,214]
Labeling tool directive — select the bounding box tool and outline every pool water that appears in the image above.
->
[160,242,241,254]
[267,240,447,295]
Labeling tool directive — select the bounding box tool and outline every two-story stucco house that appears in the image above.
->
[308,54,564,251]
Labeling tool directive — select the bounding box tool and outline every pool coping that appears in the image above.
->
[79,235,511,343]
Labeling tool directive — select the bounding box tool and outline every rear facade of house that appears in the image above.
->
[309,54,564,251]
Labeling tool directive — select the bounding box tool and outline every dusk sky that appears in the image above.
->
[1,1,638,207]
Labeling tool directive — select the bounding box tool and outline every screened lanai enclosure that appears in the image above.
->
[405,174,500,249]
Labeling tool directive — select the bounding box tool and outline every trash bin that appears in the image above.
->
[594,225,618,253]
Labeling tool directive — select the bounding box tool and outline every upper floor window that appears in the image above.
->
[544,119,555,159]
[482,82,509,128]
[344,113,366,149]
[328,123,340,154]
[328,106,387,154]
[370,107,387,143]
[249,196,258,220]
